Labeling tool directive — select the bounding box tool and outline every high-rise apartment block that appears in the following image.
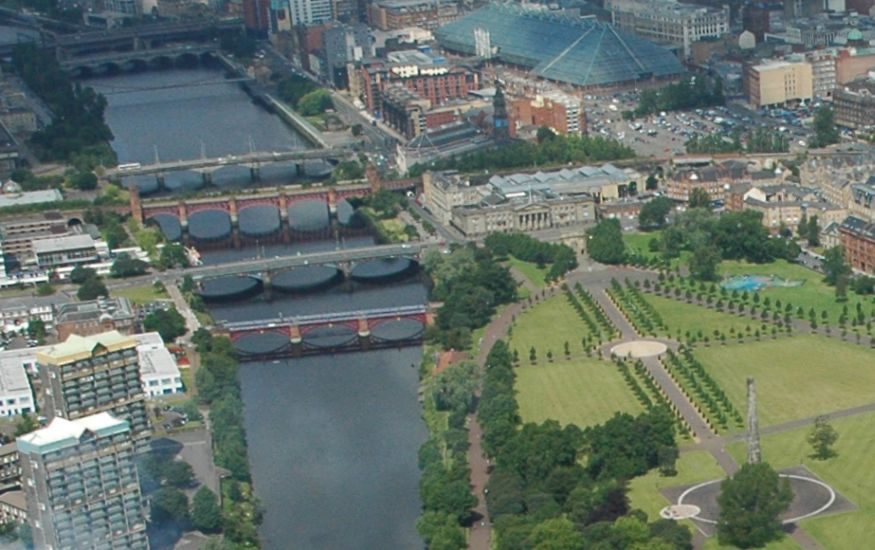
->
[17,413,148,550]
[37,331,150,452]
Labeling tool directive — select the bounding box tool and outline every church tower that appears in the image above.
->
[492,80,509,142]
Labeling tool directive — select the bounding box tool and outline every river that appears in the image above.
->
[89,67,427,548]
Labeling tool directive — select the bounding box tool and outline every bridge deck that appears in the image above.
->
[222,304,428,331]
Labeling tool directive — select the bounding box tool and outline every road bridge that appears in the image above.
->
[60,44,222,74]
[216,304,431,359]
[184,242,429,279]
[108,147,350,180]
[52,18,243,58]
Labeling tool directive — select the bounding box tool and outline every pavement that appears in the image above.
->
[166,281,202,335]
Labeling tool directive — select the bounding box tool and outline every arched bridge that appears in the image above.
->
[217,304,431,359]
[60,44,223,75]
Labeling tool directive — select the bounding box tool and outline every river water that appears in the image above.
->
[89,68,426,549]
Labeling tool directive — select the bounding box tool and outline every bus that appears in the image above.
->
[117,162,142,171]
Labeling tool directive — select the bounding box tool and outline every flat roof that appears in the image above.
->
[0,352,31,396]
[36,330,137,366]
[0,490,26,510]
[0,189,61,209]
[136,332,180,378]
[32,234,96,255]
[18,412,128,454]
[55,297,134,324]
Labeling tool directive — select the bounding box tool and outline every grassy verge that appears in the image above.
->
[510,294,600,360]
[113,284,168,305]
[643,293,757,340]
[505,256,549,288]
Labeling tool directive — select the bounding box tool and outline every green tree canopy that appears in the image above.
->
[143,308,187,342]
[807,416,839,460]
[110,253,148,278]
[586,219,626,264]
[688,188,711,209]
[811,106,839,148]
[151,487,190,526]
[638,197,675,229]
[76,277,108,301]
[191,487,223,533]
[717,462,792,548]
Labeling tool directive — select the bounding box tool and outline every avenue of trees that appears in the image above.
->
[423,245,517,350]
[277,74,333,115]
[409,131,634,177]
[630,75,725,118]
[717,463,792,548]
[477,341,691,548]
[11,44,115,166]
[685,129,789,155]
[190,329,261,547]
[485,233,578,281]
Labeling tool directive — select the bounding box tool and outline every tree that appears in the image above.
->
[822,246,851,286]
[811,106,839,148]
[163,460,195,488]
[688,188,711,209]
[296,89,333,116]
[69,170,97,190]
[638,197,675,229]
[76,276,108,300]
[586,219,626,264]
[159,243,189,269]
[526,517,585,550]
[717,462,792,548]
[645,173,659,190]
[191,487,223,533]
[27,319,46,343]
[688,244,721,281]
[110,253,148,278]
[143,308,187,342]
[807,415,839,460]
[806,215,820,247]
[416,512,465,550]
[14,413,39,437]
[35,282,55,296]
[70,266,98,284]
[151,487,190,526]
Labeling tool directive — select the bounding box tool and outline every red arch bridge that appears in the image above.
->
[215,304,431,359]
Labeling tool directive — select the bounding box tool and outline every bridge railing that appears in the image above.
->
[220,304,428,330]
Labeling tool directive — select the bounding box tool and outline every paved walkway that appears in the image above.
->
[166,282,201,336]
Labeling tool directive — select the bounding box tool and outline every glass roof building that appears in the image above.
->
[435,3,685,89]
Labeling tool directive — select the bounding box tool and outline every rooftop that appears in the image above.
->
[136,332,180,378]
[0,351,32,396]
[0,490,26,511]
[32,233,96,255]
[487,163,639,197]
[17,412,128,454]
[36,330,137,366]
[55,296,135,325]
[840,215,875,240]
[0,189,62,209]
[435,3,684,88]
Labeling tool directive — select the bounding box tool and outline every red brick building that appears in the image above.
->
[839,216,875,273]
[509,92,586,137]
[360,62,479,114]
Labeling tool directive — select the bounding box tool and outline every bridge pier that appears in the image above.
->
[202,171,213,186]
[289,324,303,357]
[250,166,261,182]
[295,163,304,177]
[261,271,271,300]
[156,174,166,191]
[357,318,372,351]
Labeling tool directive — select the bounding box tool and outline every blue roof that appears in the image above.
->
[435,3,684,88]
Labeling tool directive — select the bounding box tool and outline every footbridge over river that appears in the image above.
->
[215,304,432,358]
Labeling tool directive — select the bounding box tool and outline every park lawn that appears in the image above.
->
[515,358,644,428]
[505,256,549,288]
[727,410,875,549]
[694,335,875,427]
[623,230,662,259]
[628,450,725,519]
[718,259,873,326]
[113,284,168,305]
[702,535,802,550]
[510,294,595,360]
[643,294,753,338]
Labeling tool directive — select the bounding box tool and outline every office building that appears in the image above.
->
[135,333,183,397]
[609,0,729,59]
[37,331,150,452]
[18,413,148,550]
[33,234,99,269]
[0,443,21,493]
[0,350,34,417]
[509,92,586,137]
[368,0,459,31]
[243,0,270,34]
[288,0,333,26]
[744,59,813,107]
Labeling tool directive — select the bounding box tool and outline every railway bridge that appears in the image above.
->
[215,304,432,359]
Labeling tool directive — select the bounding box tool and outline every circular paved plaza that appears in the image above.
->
[610,340,668,358]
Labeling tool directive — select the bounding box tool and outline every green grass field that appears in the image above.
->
[113,284,168,305]
[624,230,662,259]
[515,359,644,427]
[643,293,754,338]
[719,260,874,326]
[628,450,725,518]
[510,294,596,360]
[694,335,875,427]
[505,256,550,288]
[727,411,875,549]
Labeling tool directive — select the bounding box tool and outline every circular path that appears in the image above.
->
[610,339,668,358]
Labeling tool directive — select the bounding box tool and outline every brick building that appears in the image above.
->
[839,216,875,273]
[509,92,586,137]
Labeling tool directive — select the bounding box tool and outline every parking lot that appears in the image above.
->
[584,91,816,157]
